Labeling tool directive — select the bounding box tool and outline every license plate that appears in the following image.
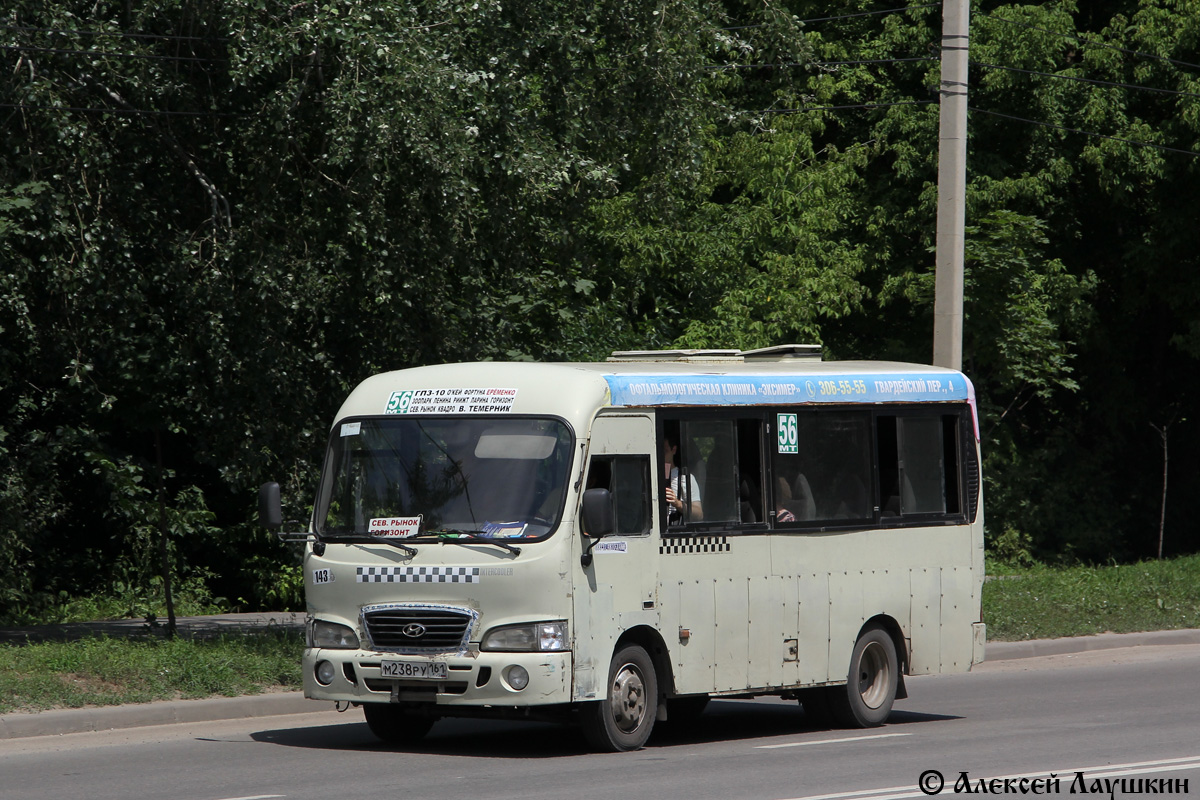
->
[380,660,448,680]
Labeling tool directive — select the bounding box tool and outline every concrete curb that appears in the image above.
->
[0,692,327,740]
[4,627,1198,741]
[984,627,1200,661]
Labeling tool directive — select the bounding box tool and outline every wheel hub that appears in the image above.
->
[611,662,647,733]
[857,640,892,709]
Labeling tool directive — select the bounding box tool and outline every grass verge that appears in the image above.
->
[0,632,302,714]
[983,553,1200,641]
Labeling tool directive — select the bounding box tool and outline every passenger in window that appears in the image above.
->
[773,477,797,523]
[662,434,703,524]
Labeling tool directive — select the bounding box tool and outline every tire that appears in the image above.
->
[830,623,899,728]
[362,704,436,745]
[581,644,658,752]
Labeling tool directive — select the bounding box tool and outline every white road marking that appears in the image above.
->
[776,755,1200,800]
[213,795,285,800]
[758,733,912,749]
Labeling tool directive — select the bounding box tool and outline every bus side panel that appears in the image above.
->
[796,571,831,685]
[940,565,976,672]
[827,570,866,684]
[715,576,751,691]
[671,577,717,694]
[778,574,801,687]
[747,574,787,690]
[972,508,987,667]
[909,566,943,675]
[867,567,913,652]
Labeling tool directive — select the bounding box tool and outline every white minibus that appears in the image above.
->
[259,345,985,751]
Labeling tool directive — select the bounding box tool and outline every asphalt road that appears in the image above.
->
[2,644,1198,800]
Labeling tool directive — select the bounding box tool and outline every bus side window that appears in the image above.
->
[877,412,962,518]
[821,413,873,520]
[690,420,738,524]
[662,419,703,527]
[586,456,651,535]
[663,417,764,529]
[943,413,964,515]
[736,418,764,524]
[771,410,872,526]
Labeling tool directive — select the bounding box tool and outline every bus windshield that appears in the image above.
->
[316,417,574,540]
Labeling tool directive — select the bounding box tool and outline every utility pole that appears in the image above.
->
[933,0,970,370]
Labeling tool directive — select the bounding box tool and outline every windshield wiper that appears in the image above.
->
[320,533,418,557]
[434,530,522,556]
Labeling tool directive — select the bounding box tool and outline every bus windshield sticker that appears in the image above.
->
[595,540,628,554]
[340,422,361,437]
[603,374,971,406]
[386,388,518,414]
[480,521,528,538]
[368,516,423,538]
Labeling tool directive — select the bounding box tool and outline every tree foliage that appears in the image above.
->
[0,0,808,617]
[2,0,1200,619]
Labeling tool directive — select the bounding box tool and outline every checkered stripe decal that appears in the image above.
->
[356,566,480,583]
[659,536,731,555]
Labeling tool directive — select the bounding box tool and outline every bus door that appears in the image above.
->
[574,413,659,687]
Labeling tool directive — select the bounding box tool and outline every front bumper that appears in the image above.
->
[303,647,572,707]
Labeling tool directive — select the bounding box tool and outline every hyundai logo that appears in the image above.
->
[401,623,427,638]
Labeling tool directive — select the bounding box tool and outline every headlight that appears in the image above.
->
[309,619,360,649]
[481,621,568,652]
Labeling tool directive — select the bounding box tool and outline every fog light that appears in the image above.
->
[315,659,336,686]
[505,665,529,691]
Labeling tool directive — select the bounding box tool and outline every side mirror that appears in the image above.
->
[258,482,282,529]
[581,488,615,538]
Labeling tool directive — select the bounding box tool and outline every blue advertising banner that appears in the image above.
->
[603,373,972,407]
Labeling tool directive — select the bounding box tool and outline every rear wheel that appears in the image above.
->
[581,644,658,751]
[830,623,899,728]
[362,704,435,744]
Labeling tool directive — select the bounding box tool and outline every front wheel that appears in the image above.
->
[830,623,899,728]
[362,704,435,745]
[581,643,658,751]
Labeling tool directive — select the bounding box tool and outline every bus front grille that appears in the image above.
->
[361,604,475,654]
